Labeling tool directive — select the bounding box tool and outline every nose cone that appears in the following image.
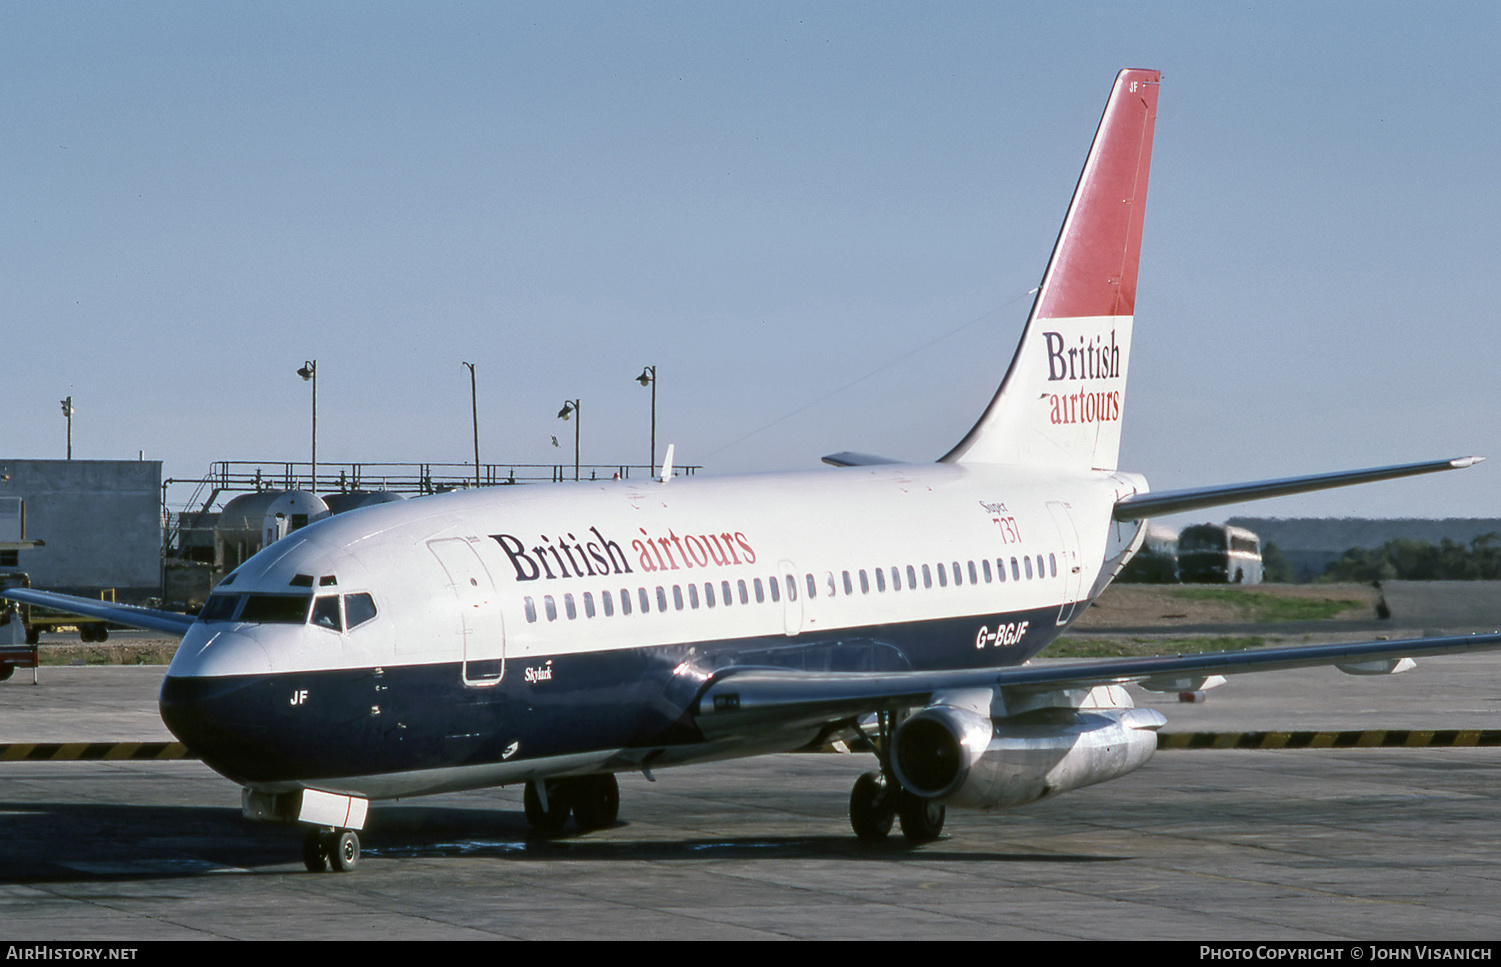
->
[168,625,274,679]
[159,627,285,785]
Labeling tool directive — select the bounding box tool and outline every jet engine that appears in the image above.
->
[890,689,1165,810]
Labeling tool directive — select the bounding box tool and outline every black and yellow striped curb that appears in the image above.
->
[0,742,192,761]
[1157,730,1501,750]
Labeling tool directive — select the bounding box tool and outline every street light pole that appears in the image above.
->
[557,399,580,481]
[462,361,480,487]
[297,360,317,492]
[60,397,74,460]
[636,365,656,475]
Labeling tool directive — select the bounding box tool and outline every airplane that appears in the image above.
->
[7,68,1496,874]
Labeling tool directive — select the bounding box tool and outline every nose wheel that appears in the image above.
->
[303,827,361,872]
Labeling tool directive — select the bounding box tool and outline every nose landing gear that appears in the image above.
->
[303,827,361,872]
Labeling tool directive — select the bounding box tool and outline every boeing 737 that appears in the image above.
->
[8,69,1495,873]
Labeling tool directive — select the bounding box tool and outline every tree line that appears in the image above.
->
[1317,533,1501,582]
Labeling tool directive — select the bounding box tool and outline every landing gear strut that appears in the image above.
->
[523,774,620,837]
[303,827,360,872]
[849,711,945,844]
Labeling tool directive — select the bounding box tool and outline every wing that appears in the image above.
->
[1,588,196,636]
[692,631,1501,738]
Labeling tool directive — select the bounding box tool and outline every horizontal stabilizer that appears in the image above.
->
[1,588,196,636]
[1112,456,1482,521]
[822,452,905,468]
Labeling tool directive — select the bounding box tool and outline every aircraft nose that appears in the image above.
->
[158,629,289,784]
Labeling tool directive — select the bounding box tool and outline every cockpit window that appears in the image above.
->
[238,594,313,624]
[344,592,377,629]
[311,595,343,631]
[199,593,242,622]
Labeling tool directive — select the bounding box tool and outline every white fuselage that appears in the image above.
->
[160,462,1148,798]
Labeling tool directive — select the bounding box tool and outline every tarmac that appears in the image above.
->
[3,636,1501,940]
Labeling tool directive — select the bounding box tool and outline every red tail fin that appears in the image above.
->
[943,69,1159,469]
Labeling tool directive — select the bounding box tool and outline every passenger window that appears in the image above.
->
[689,584,700,609]
[583,592,595,618]
[704,582,715,608]
[755,577,766,603]
[922,564,932,589]
[859,570,869,594]
[311,595,342,631]
[544,595,557,621]
[890,567,900,591]
[639,588,650,613]
[1036,554,1044,577]
[997,558,1006,583]
[564,593,577,619]
[875,568,886,592]
[936,563,947,587]
[1011,558,1020,581]
[768,577,780,603]
[602,590,614,617]
[656,587,668,612]
[1024,557,1033,580]
[842,571,853,595]
[345,593,377,628]
[907,565,917,589]
[805,574,817,599]
[673,586,684,611]
[982,560,992,583]
[825,572,836,597]
[968,561,978,584]
[785,575,797,601]
[619,589,631,615]
[1049,554,1057,577]
[524,597,537,623]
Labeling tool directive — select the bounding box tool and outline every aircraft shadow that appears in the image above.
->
[0,800,1129,882]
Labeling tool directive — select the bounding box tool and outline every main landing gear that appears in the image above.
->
[303,827,361,872]
[849,712,946,845]
[523,774,620,837]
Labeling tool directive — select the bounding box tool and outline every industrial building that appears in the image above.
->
[0,459,162,602]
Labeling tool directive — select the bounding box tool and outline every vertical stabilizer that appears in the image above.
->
[943,69,1159,470]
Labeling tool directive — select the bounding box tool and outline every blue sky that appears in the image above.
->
[3,2,1497,523]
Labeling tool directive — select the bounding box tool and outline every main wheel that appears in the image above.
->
[571,774,620,832]
[849,771,896,841]
[896,790,946,844]
[0,664,12,683]
[524,779,572,836]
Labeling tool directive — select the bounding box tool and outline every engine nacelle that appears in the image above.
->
[891,702,1165,810]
